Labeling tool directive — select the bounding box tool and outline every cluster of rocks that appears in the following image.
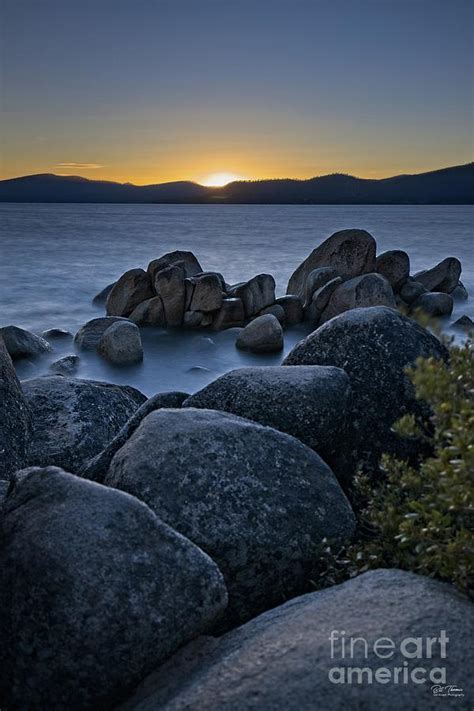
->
[1,301,472,709]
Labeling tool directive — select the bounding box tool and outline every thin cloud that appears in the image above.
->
[55,162,104,169]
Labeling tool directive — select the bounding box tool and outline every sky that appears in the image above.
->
[0,0,473,185]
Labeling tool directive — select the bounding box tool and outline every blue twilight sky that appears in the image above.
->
[0,0,473,184]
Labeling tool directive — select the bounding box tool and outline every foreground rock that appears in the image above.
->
[414,257,462,294]
[74,316,131,350]
[106,268,154,317]
[320,273,396,323]
[0,467,227,710]
[120,569,474,711]
[412,292,454,318]
[105,408,355,628]
[80,391,189,483]
[0,325,51,359]
[98,321,143,365]
[22,376,146,472]
[235,314,283,353]
[284,307,448,465]
[0,336,32,479]
[287,229,376,297]
[184,366,351,459]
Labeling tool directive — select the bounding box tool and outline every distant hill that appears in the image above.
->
[1,163,472,204]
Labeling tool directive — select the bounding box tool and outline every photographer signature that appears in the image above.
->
[431,685,464,697]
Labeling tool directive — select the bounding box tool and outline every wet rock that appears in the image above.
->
[452,314,473,331]
[211,298,245,330]
[305,276,343,324]
[284,307,448,463]
[375,249,410,291]
[452,280,468,301]
[228,274,276,318]
[98,321,143,366]
[0,325,51,359]
[74,316,131,350]
[80,391,190,483]
[105,408,355,628]
[287,229,376,297]
[236,314,283,353]
[41,328,73,341]
[147,250,203,281]
[154,265,186,326]
[274,295,303,325]
[414,257,462,294]
[399,279,427,305]
[257,303,286,323]
[184,365,351,459]
[106,269,154,317]
[303,266,340,307]
[0,467,227,710]
[92,281,116,305]
[187,273,223,312]
[121,569,474,711]
[129,296,166,326]
[49,355,80,376]
[320,273,396,323]
[22,376,146,472]
[0,336,32,479]
[183,310,204,328]
[412,292,454,318]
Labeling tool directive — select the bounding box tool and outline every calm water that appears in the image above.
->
[1,203,472,395]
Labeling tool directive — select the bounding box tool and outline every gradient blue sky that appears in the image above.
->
[1,0,473,184]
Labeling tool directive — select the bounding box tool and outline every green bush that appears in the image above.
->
[317,339,474,598]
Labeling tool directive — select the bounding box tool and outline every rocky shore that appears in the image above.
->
[0,228,472,709]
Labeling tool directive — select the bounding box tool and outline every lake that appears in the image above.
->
[1,203,472,395]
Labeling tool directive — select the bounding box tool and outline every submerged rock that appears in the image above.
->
[0,467,227,710]
[236,314,283,353]
[106,268,154,317]
[41,328,73,341]
[22,375,146,472]
[74,316,131,350]
[319,273,396,323]
[0,325,51,359]
[414,257,462,294]
[105,408,355,628]
[121,569,474,711]
[0,336,32,479]
[412,292,454,317]
[375,249,410,291]
[98,321,143,365]
[49,355,80,376]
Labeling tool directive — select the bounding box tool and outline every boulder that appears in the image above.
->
[452,315,473,332]
[105,408,355,628]
[211,298,245,330]
[303,266,340,307]
[0,336,32,479]
[0,467,227,710]
[41,328,72,341]
[120,569,474,711]
[283,307,448,461]
[274,295,303,325]
[228,274,275,318]
[22,376,146,472]
[305,276,343,324]
[184,366,351,459]
[320,273,396,323]
[98,321,143,365]
[129,296,166,326]
[414,257,462,294]
[0,325,51,359]
[412,292,454,318]
[106,269,154,317]
[399,279,427,305]
[236,314,283,354]
[80,391,189,483]
[257,304,286,323]
[452,281,468,301]
[154,265,186,326]
[92,281,116,305]
[147,250,203,281]
[375,249,410,290]
[287,229,376,297]
[187,274,223,312]
[183,311,204,328]
[74,316,131,350]
[49,355,80,376]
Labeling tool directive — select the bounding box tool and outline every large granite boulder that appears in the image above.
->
[74,316,131,350]
[305,276,342,324]
[412,292,454,318]
[0,336,32,479]
[287,229,376,297]
[319,273,396,323]
[129,296,166,326]
[399,279,427,305]
[414,257,462,294]
[184,366,351,460]
[228,274,275,318]
[105,408,355,628]
[22,376,146,472]
[211,298,245,330]
[303,266,340,307]
[98,321,144,365]
[235,314,283,353]
[0,325,51,359]
[0,467,227,710]
[186,273,223,313]
[106,268,154,317]
[147,250,203,281]
[274,295,303,325]
[154,265,186,326]
[375,249,410,291]
[120,569,474,711]
[80,391,189,483]
[284,307,448,461]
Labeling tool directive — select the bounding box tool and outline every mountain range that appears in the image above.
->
[0,163,472,204]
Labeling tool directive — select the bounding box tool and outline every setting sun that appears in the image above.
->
[200,172,245,187]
